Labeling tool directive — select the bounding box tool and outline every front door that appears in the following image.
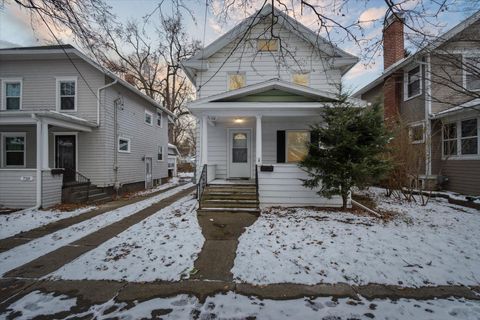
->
[228,129,251,178]
[55,135,76,183]
[145,157,153,189]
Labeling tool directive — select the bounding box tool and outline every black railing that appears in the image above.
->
[63,168,91,201]
[197,164,208,209]
[255,164,259,209]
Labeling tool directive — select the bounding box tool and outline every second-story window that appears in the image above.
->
[404,65,421,100]
[57,77,77,111]
[2,80,22,110]
[292,72,310,86]
[228,73,246,91]
[145,110,153,126]
[157,111,163,127]
[257,39,278,52]
[464,56,480,91]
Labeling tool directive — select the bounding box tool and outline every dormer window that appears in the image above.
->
[228,73,246,91]
[292,72,310,86]
[257,39,278,52]
[464,56,480,91]
[404,65,422,100]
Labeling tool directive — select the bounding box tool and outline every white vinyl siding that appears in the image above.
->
[196,21,341,98]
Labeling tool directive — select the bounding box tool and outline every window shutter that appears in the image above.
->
[277,130,285,163]
[309,130,319,156]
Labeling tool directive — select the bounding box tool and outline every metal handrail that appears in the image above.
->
[197,164,208,209]
[63,167,91,202]
[255,164,259,209]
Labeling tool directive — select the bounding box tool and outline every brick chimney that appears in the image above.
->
[382,13,405,123]
[383,13,405,69]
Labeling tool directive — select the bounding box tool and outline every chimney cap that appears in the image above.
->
[385,12,405,28]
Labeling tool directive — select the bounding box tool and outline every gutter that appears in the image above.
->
[97,80,118,126]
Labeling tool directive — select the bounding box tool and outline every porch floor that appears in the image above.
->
[210,179,255,185]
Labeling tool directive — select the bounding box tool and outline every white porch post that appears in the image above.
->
[35,117,43,207]
[256,114,262,165]
[41,121,49,169]
[201,115,208,166]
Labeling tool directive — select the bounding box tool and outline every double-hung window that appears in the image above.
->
[286,131,310,163]
[57,77,77,111]
[404,65,421,100]
[145,110,153,126]
[442,118,479,158]
[157,145,164,161]
[464,56,480,91]
[228,73,246,91]
[118,137,131,153]
[2,79,22,110]
[3,133,26,167]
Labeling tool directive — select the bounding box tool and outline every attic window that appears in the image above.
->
[228,73,246,91]
[292,73,310,86]
[257,39,278,52]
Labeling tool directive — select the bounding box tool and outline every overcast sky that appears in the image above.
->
[0,0,477,91]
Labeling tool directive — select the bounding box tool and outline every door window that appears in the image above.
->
[232,132,248,163]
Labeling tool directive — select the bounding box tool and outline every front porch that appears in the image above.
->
[0,111,96,209]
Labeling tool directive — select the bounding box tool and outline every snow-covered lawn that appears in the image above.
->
[1,290,480,320]
[0,206,95,240]
[233,188,480,286]
[48,195,204,282]
[0,183,193,277]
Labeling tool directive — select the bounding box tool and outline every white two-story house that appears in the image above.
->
[0,45,173,209]
[182,5,359,208]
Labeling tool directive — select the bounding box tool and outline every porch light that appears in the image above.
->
[234,118,244,123]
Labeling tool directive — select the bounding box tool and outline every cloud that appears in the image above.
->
[208,18,224,35]
[358,7,386,28]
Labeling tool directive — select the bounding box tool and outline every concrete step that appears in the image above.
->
[205,187,256,192]
[200,202,258,209]
[203,193,257,200]
[197,208,260,216]
[88,193,112,203]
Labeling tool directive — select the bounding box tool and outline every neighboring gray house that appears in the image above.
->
[355,12,480,196]
[0,45,174,209]
[182,5,359,209]
[168,143,180,177]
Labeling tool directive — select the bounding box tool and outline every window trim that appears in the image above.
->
[118,136,131,153]
[227,72,246,91]
[408,121,425,144]
[285,130,310,164]
[257,38,279,52]
[144,110,153,126]
[156,111,163,128]
[462,54,480,92]
[404,64,422,101]
[1,78,23,111]
[442,117,480,160]
[157,145,164,161]
[56,76,78,112]
[291,72,310,87]
[1,132,26,168]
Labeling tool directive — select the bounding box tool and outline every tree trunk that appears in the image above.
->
[341,192,348,210]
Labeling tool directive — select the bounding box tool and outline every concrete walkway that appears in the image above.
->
[191,211,259,281]
[0,185,181,253]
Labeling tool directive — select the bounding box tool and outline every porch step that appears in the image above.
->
[202,193,257,200]
[62,184,112,205]
[199,182,259,211]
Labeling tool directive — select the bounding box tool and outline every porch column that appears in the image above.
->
[35,118,43,207]
[201,115,208,165]
[41,121,49,169]
[256,114,262,165]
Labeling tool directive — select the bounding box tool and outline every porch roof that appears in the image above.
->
[430,98,480,119]
[0,110,95,132]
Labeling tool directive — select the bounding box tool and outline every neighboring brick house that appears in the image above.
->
[355,12,480,196]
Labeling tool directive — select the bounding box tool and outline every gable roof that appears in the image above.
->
[0,45,175,117]
[354,10,480,98]
[182,4,358,84]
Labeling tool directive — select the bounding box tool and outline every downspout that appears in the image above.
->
[32,114,42,209]
[97,80,118,126]
[425,55,432,176]
[113,97,122,193]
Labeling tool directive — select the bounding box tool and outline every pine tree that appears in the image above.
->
[300,97,391,209]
